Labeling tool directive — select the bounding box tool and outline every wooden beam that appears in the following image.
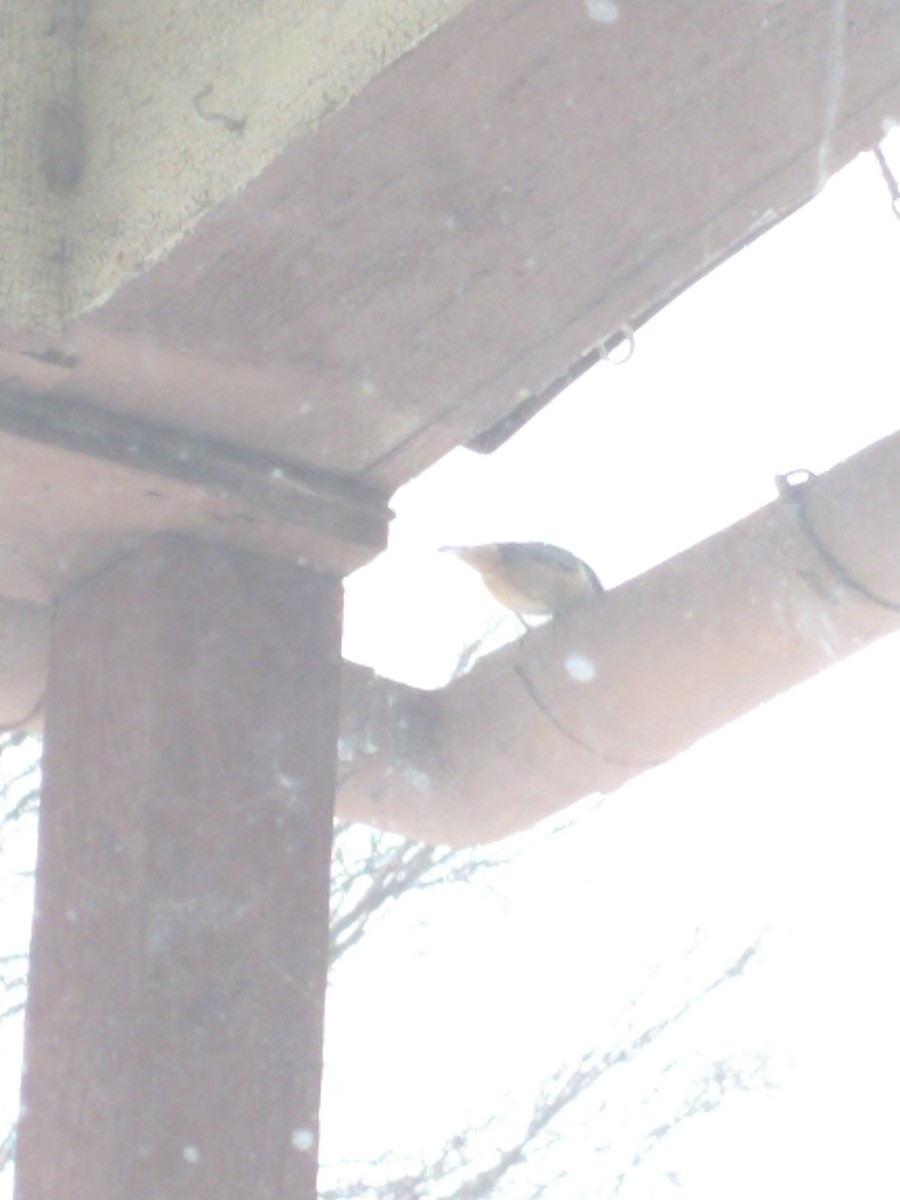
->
[15,535,341,1200]
[2,2,897,598]
[0,381,391,604]
[4,0,897,494]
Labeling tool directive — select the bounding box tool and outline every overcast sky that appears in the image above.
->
[332,140,900,1197]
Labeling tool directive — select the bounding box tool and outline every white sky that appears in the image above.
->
[2,141,900,1199]
[330,139,900,1197]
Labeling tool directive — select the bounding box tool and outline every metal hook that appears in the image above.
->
[599,323,635,365]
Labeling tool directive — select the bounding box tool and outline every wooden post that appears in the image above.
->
[14,534,342,1200]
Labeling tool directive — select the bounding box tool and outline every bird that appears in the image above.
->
[440,542,603,616]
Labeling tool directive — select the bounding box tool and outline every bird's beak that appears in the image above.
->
[440,545,482,566]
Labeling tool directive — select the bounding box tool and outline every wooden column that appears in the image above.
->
[15,534,342,1200]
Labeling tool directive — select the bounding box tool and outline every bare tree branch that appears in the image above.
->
[321,938,765,1200]
[0,1127,15,1177]
[329,821,498,967]
[2,735,768,1200]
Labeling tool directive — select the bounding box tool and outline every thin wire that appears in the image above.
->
[872,145,900,221]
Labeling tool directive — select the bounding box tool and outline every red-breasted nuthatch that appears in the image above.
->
[441,542,603,616]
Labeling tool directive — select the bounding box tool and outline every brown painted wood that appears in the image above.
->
[4,0,897,486]
[0,381,391,605]
[14,535,342,1200]
[1,1,898,603]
